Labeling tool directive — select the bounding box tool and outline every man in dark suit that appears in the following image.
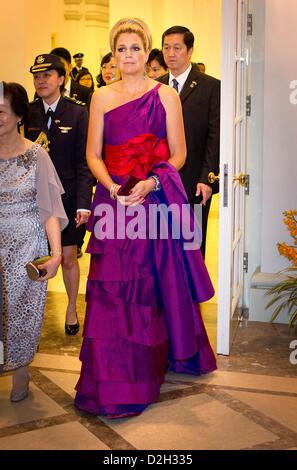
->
[72,52,89,80]
[159,26,220,257]
[51,48,92,105]
[25,53,94,335]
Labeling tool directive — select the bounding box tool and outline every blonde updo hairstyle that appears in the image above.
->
[109,18,152,54]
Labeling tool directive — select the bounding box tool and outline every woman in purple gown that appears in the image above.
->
[74,17,217,419]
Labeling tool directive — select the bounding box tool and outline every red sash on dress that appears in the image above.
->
[104,133,170,179]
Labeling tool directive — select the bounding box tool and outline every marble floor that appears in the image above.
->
[0,288,296,451]
[1,199,296,451]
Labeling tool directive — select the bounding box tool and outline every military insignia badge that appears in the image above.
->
[36,55,45,64]
[58,126,73,133]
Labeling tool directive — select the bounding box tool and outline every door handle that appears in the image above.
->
[209,172,248,187]
[233,173,248,187]
[208,172,220,184]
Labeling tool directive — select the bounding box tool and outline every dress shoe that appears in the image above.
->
[65,313,80,335]
[10,387,29,402]
[10,371,30,402]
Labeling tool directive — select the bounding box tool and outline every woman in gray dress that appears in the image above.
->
[0,82,68,402]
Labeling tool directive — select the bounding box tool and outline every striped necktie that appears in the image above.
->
[172,78,179,93]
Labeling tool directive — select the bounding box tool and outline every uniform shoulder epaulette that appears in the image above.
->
[64,95,86,106]
[29,97,41,105]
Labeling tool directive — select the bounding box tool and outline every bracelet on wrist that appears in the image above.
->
[148,175,161,192]
[109,183,121,200]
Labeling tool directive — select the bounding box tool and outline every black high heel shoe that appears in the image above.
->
[65,313,79,335]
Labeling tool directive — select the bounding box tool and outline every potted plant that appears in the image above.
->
[265,210,297,330]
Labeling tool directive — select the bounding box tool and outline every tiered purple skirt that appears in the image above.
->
[75,170,217,418]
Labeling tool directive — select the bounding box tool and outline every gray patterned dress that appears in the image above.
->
[0,143,68,371]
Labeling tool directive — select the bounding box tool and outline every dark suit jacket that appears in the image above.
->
[72,66,89,80]
[159,64,220,201]
[69,79,92,105]
[24,96,93,211]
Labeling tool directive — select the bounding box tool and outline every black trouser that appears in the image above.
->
[190,195,212,259]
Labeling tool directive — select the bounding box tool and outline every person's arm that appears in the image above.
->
[86,87,116,191]
[158,84,187,170]
[37,216,62,281]
[35,146,67,279]
[74,104,94,227]
[196,79,220,204]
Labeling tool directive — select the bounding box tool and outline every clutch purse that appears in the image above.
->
[117,176,142,196]
[26,255,51,281]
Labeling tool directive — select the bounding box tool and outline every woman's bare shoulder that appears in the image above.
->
[91,86,115,112]
[92,86,113,101]
[157,82,180,107]
[94,84,120,99]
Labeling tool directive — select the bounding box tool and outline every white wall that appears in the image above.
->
[0,0,109,99]
[50,0,109,81]
[109,0,222,79]
[0,0,52,98]
[244,0,265,306]
[261,0,297,273]
[1,0,221,96]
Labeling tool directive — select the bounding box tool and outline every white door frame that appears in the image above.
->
[217,0,248,355]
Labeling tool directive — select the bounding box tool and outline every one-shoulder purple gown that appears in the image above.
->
[74,84,217,418]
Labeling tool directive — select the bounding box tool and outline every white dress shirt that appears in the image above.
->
[43,97,60,128]
[63,80,71,97]
[169,64,192,94]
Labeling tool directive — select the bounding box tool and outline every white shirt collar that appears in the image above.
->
[169,63,192,94]
[63,79,71,97]
[42,96,61,113]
